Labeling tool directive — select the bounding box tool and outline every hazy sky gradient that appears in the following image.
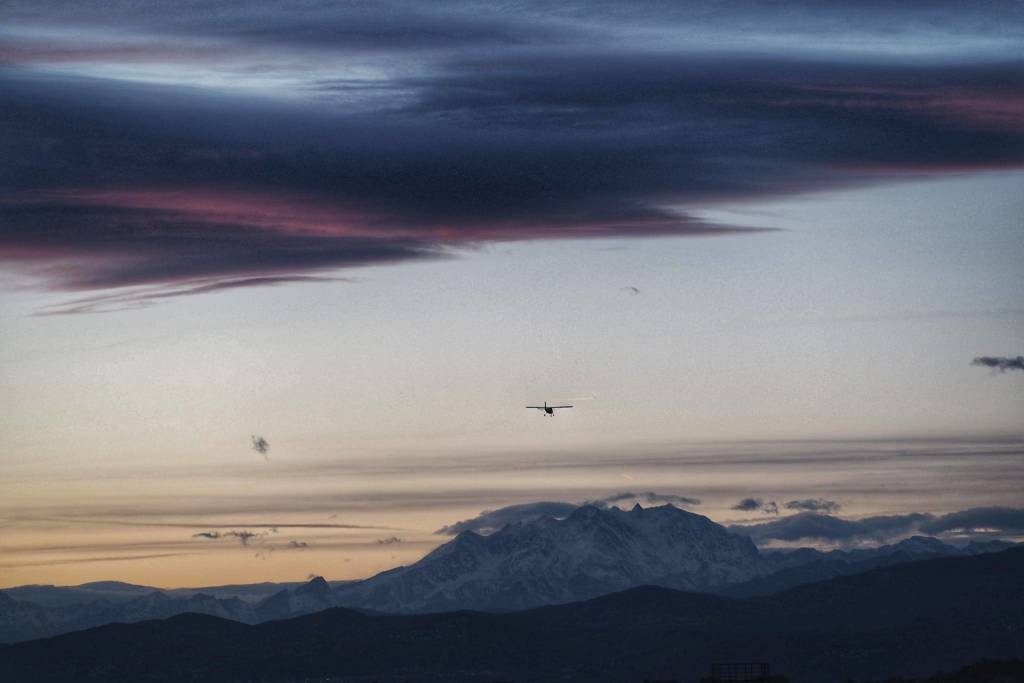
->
[1,1,1022,588]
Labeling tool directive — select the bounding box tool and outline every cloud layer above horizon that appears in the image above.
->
[435,495,1024,548]
[435,492,701,535]
[732,506,1024,546]
[2,1,1022,310]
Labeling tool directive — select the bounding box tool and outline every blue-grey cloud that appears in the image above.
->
[921,507,1024,535]
[973,356,1024,372]
[732,512,930,544]
[5,1,1022,58]
[733,507,1024,545]
[1,4,1022,310]
[732,498,779,515]
[785,498,842,513]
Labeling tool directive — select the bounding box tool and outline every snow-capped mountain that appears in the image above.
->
[334,503,770,613]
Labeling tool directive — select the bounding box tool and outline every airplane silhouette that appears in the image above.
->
[526,401,573,416]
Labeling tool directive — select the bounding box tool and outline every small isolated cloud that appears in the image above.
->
[731,498,779,515]
[229,530,260,546]
[251,435,270,458]
[972,356,1024,372]
[785,498,841,514]
[376,536,403,545]
[288,540,309,549]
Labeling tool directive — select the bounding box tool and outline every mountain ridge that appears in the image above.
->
[1,505,1017,642]
[2,548,1021,683]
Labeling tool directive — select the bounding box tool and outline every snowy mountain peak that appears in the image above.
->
[335,503,769,613]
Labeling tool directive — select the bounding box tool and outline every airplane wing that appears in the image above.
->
[549,405,573,409]
[526,406,545,409]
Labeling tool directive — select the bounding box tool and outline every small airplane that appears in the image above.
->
[526,401,573,416]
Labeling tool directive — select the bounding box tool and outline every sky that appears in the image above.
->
[0,1,1022,589]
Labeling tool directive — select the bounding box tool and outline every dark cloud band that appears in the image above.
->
[973,356,1024,372]
[1,5,1022,310]
[732,507,1024,545]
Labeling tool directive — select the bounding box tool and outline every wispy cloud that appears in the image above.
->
[0,552,195,569]
[191,529,276,546]
[920,507,1024,535]
[732,506,1024,545]
[19,517,396,531]
[436,501,578,536]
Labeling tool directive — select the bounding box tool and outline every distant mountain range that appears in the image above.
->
[724,535,1017,598]
[2,548,1022,683]
[0,505,1016,643]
